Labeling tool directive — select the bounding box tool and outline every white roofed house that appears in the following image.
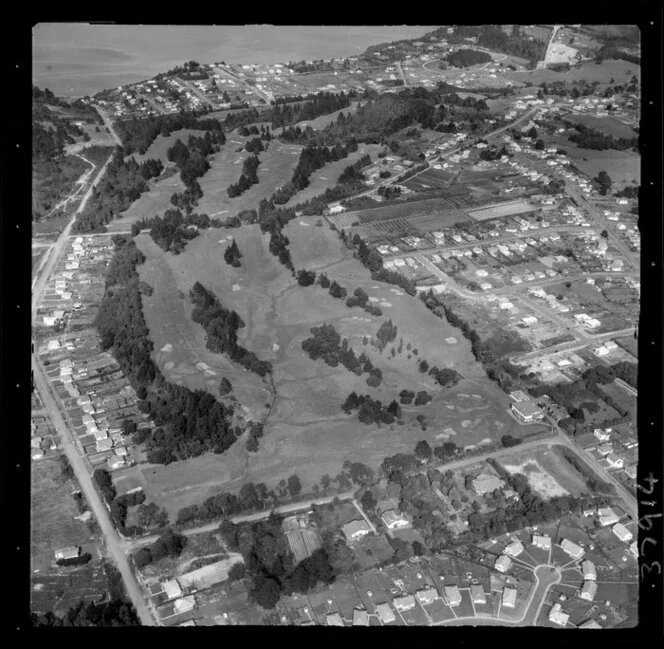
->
[561,539,584,560]
[504,540,524,558]
[54,546,80,561]
[579,580,598,602]
[352,609,369,626]
[532,533,552,550]
[470,584,486,604]
[416,588,439,605]
[326,612,344,626]
[548,602,569,626]
[581,560,596,581]
[444,585,462,607]
[612,523,633,543]
[606,453,624,469]
[494,555,512,573]
[502,587,517,609]
[598,507,619,527]
[382,510,412,530]
[393,594,416,612]
[376,602,396,624]
[342,519,371,542]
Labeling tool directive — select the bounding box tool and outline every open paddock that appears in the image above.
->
[496,445,589,498]
[564,114,637,140]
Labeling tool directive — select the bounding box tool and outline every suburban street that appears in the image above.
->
[32,360,156,626]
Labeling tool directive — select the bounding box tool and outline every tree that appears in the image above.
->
[414,440,433,461]
[535,138,545,150]
[287,474,302,498]
[418,359,430,373]
[594,170,612,196]
[219,377,233,395]
[228,562,246,582]
[360,490,377,511]
[600,229,609,239]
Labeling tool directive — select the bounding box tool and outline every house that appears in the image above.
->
[579,580,598,602]
[328,204,346,215]
[612,523,633,543]
[342,519,371,542]
[509,390,530,403]
[606,453,624,469]
[108,455,126,470]
[510,400,544,424]
[598,507,620,527]
[162,579,182,601]
[579,619,602,629]
[581,560,596,581]
[502,587,517,609]
[54,546,80,561]
[596,443,613,457]
[393,595,416,611]
[352,609,369,626]
[96,438,113,452]
[594,428,611,442]
[326,613,344,626]
[629,540,638,559]
[173,596,196,614]
[548,603,569,626]
[470,585,486,604]
[561,539,584,560]
[472,473,505,496]
[375,602,396,624]
[624,464,637,480]
[533,534,551,551]
[416,588,439,605]
[382,510,411,530]
[504,540,524,558]
[444,585,462,607]
[495,555,512,573]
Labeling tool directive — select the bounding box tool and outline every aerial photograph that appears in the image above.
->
[30,23,643,628]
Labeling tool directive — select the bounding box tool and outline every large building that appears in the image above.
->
[510,399,545,423]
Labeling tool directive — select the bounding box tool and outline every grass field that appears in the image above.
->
[496,445,589,498]
[31,455,97,573]
[564,114,637,139]
[505,59,639,86]
[127,220,547,519]
[598,381,636,419]
[614,335,638,359]
[196,138,302,216]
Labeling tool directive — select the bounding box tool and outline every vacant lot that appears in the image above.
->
[569,149,640,189]
[131,220,544,518]
[497,445,589,498]
[31,455,97,573]
[506,59,639,86]
[599,381,636,419]
[564,114,637,140]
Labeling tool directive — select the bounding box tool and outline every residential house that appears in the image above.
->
[342,520,372,542]
[504,540,524,558]
[54,546,80,561]
[612,523,633,543]
[502,587,517,609]
[444,585,462,607]
[382,510,411,530]
[532,534,552,550]
[352,609,369,626]
[548,603,569,626]
[470,585,486,605]
[594,428,611,442]
[606,453,624,469]
[472,473,505,496]
[326,613,344,626]
[393,595,416,611]
[375,602,396,624]
[579,580,598,602]
[416,588,439,605]
[495,555,512,573]
[162,579,182,601]
[581,560,596,581]
[561,539,584,560]
[598,507,620,527]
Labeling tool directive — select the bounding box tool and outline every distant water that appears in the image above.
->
[33,24,429,98]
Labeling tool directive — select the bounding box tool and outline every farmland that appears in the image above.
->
[126,219,542,519]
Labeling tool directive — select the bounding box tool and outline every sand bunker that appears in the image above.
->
[390,289,405,296]
[164,361,175,370]
[196,362,210,370]
[161,343,173,353]
[369,296,380,302]
[444,427,457,436]
[471,394,482,399]
[445,337,458,344]
[299,221,310,226]
[446,405,455,410]
[380,301,392,308]
[232,284,242,292]
[461,420,472,428]
[272,343,280,352]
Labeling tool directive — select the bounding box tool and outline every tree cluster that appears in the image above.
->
[190,281,273,377]
[446,49,493,68]
[133,529,188,569]
[341,392,402,425]
[272,91,353,129]
[30,599,140,627]
[224,238,243,267]
[227,154,261,198]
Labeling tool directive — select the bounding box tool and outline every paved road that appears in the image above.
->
[123,491,357,551]
[396,61,408,87]
[32,360,156,625]
[614,377,637,397]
